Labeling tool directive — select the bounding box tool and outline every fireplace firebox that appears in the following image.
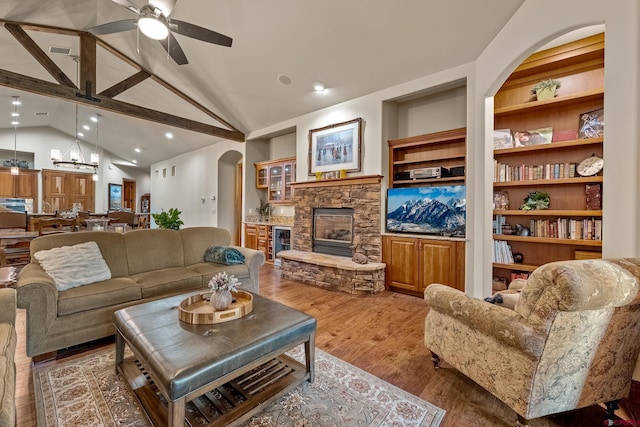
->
[312,208,354,257]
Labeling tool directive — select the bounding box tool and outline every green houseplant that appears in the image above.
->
[151,208,184,229]
[256,200,271,221]
[531,78,561,100]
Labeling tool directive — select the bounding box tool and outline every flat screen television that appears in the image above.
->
[386,185,466,237]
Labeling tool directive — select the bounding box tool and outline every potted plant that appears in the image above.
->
[531,78,561,100]
[257,200,271,222]
[151,208,184,229]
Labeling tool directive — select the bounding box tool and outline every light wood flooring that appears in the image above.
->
[14,263,640,426]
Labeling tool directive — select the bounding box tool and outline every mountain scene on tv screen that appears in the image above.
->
[387,188,466,236]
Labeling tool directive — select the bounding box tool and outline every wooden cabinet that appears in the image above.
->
[492,33,604,283]
[385,128,467,296]
[388,128,466,188]
[43,169,95,213]
[244,223,272,262]
[0,168,39,211]
[254,157,296,204]
[383,235,464,296]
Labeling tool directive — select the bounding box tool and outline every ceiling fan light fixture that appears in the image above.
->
[138,15,169,40]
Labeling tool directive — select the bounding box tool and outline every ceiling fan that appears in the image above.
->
[88,0,232,65]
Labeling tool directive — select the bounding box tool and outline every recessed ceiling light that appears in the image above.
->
[11,120,19,126]
[134,148,142,153]
[82,125,90,130]
[90,116,98,122]
[11,98,21,106]
[312,81,326,92]
[77,132,84,137]
[10,112,19,117]
[165,132,174,139]
[132,160,138,164]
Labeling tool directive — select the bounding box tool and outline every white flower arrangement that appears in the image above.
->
[208,272,240,293]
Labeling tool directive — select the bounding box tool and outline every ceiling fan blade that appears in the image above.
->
[169,19,232,47]
[111,0,142,15]
[159,33,188,65]
[88,19,138,35]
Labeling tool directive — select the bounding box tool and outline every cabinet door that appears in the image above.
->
[283,162,294,201]
[244,224,257,249]
[16,171,38,199]
[256,165,268,189]
[0,170,16,197]
[268,165,283,202]
[43,170,68,212]
[382,236,420,292]
[418,239,458,292]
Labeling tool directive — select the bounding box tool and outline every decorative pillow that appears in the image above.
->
[34,241,112,291]
[204,246,245,265]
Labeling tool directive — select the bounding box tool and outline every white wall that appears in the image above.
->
[0,126,149,212]
[150,139,245,228]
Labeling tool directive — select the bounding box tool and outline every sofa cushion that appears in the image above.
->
[57,277,142,316]
[0,354,15,427]
[30,231,129,277]
[179,227,232,266]
[125,229,185,275]
[204,246,245,265]
[130,267,203,299]
[34,241,112,291]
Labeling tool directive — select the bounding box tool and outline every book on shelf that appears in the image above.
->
[492,240,514,264]
[586,184,602,210]
[510,272,529,281]
[528,217,602,240]
[494,161,577,182]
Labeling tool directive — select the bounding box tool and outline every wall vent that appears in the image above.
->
[48,46,72,55]
[34,112,49,116]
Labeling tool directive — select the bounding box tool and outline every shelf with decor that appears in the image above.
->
[388,127,466,188]
[492,32,604,284]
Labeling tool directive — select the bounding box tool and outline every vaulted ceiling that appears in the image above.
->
[0,0,524,168]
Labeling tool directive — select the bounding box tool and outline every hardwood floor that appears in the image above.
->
[14,263,640,426]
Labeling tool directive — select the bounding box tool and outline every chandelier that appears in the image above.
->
[51,57,100,180]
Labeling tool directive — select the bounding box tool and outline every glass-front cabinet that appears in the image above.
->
[255,156,296,204]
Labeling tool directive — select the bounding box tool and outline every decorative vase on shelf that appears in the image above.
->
[211,289,233,311]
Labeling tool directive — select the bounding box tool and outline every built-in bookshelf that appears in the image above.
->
[492,33,604,283]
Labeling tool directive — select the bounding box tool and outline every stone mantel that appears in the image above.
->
[290,175,383,190]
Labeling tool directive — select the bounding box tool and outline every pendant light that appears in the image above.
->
[10,96,20,176]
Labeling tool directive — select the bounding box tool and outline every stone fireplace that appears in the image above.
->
[312,207,354,257]
[278,175,385,294]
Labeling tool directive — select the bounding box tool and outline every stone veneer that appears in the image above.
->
[278,175,385,294]
[291,177,382,262]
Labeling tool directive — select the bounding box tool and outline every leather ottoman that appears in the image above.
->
[113,291,316,426]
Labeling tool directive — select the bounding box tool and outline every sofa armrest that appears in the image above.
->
[15,263,59,355]
[424,284,546,357]
[0,288,16,324]
[231,245,265,292]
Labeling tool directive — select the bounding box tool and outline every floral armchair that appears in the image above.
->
[424,258,640,426]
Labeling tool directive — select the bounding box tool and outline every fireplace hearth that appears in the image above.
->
[313,208,354,257]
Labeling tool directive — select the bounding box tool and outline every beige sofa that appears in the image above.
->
[424,258,640,426]
[16,227,265,358]
[0,288,17,427]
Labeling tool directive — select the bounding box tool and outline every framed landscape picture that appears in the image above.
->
[108,183,122,211]
[308,117,363,175]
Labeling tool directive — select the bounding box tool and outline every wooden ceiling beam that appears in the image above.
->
[3,22,76,88]
[99,70,151,98]
[0,68,245,142]
[0,20,245,140]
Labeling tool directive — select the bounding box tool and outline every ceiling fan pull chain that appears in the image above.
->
[136,24,140,55]
[167,34,171,60]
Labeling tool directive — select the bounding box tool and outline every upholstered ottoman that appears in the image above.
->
[113,291,316,426]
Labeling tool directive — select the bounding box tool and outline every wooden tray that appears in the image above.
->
[178,291,253,324]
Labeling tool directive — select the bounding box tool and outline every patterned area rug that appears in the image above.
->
[33,345,445,427]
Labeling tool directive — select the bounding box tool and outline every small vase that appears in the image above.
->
[211,289,233,311]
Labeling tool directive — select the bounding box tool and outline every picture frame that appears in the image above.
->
[308,117,363,175]
[513,127,552,147]
[578,108,604,138]
[108,183,123,211]
[493,191,509,210]
[493,129,513,149]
